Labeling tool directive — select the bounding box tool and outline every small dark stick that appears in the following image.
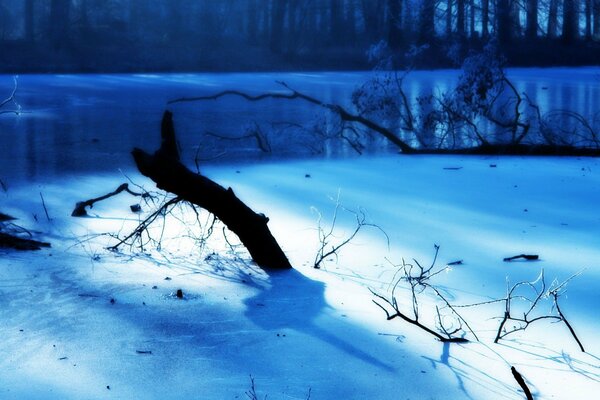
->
[511,366,533,400]
[0,212,16,221]
[503,254,539,262]
[39,192,51,221]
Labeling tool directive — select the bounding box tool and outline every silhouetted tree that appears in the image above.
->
[594,0,600,39]
[547,0,559,38]
[585,0,593,39]
[469,0,475,37]
[419,0,435,43]
[457,0,466,37]
[497,0,512,46]
[563,0,580,43]
[481,0,490,38]
[525,0,538,39]
[388,0,403,49]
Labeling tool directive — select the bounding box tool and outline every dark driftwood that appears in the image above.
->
[511,366,533,400]
[503,254,539,262]
[0,232,50,251]
[132,111,292,270]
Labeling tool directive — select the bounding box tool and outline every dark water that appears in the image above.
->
[1,68,599,183]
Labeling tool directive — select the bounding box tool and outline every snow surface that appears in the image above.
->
[1,154,599,399]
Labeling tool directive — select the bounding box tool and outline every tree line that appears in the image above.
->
[0,0,599,72]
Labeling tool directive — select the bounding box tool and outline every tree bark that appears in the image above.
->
[132,111,292,270]
[563,0,579,43]
[547,0,558,38]
[525,0,538,39]
[481,0,489,39]
[419,0,435,44]
[585,0,593,40]
[496,0,512,46]
[457,0,465,38]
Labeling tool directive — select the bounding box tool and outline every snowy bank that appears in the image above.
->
[1,154,599,399]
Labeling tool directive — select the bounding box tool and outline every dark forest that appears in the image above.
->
[1,0,599,72]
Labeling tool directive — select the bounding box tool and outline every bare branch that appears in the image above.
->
[169,82,415,153]
[72,183,149,217]
[511,366,534,400]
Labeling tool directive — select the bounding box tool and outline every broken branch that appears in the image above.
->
[168,82,415,154]
[72,183,147,217]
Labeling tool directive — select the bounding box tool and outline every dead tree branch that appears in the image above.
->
[493,270,585,352]
[168,82,415,154]
[503,254,539,262]
[205,121,272,153]
[107,196,182,252]
[312,196,388,269]
[371,245,472,343]
[511,366,534,400]
[72,183,149,217]
[130,110,291,270]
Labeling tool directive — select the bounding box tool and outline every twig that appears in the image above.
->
[107,196,181,251]
[551,291,585,352]
[510,366,533,400]
[313,195,388,269]
[503,254,539,262]
[72,183,148,217]
[372,246,472,343]
[371,289,468,343]
[493,270,585,352]
[39,192,51,221]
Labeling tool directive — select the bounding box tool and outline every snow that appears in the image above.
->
[1,154,599,399]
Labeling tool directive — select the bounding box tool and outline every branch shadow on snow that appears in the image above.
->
[422,342,517,400]
[496,340,600,383]
[243,267,395,372]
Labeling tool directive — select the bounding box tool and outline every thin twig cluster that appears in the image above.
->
[312,193,388,269]
[371,245,474,343]
[491,270,585,352]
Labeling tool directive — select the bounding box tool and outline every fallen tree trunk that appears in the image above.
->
[169,85,600,157]
[132,111,292,270]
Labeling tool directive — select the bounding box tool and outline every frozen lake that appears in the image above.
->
[1,67,599,183]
